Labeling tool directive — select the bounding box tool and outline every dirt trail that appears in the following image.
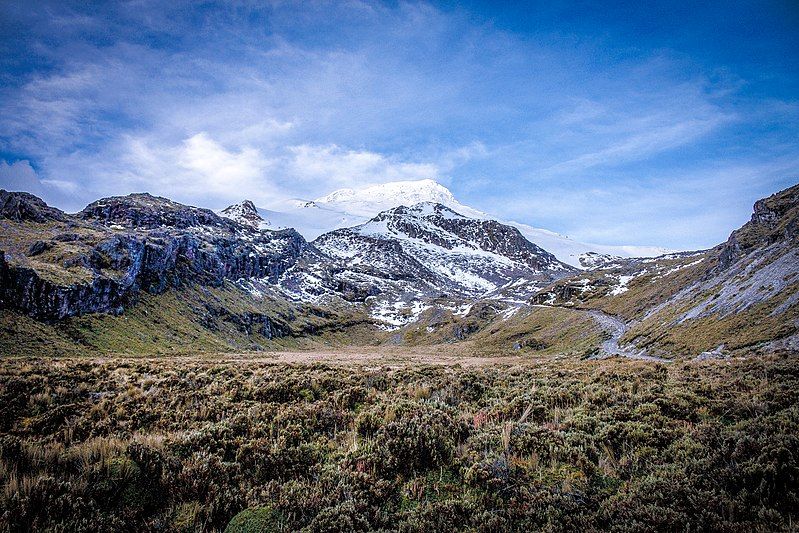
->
[585,309,671,362]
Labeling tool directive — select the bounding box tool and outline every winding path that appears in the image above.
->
[585,309,671,362]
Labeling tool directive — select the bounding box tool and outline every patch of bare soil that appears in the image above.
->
[87,346,535,367]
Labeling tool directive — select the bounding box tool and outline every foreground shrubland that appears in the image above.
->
[0,355,797,532]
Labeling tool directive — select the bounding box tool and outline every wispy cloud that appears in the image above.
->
[544,114,731,176]
[287,144,439,191]
[0,1,796,248]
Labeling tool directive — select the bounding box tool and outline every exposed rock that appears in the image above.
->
[578,252,621,269]
[0,193,309,320]
[202,303,288,339]
[220,200,268,229]
[0,190,66,222]
[27,241,53,256]
[718,183,799,270]
[695,345,728,361]
[512,337,547,351]
[0,250,130,318]
[80,193,227,230]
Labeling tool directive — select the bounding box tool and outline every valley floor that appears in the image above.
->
[1,352,797,532]
[81,347,541,368]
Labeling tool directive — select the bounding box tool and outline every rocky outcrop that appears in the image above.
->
[201,302,289,339]
[0,250,132,318]
[80,193,227,230]
[220,200,267,229]
[0,190,67,223]
[0,192,309,320]
[718,183,799,270]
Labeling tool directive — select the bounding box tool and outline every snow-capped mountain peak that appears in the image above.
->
[219,200,270,229]
[275,201,577,325]
[314,179,460,216]
[312,201,574,291]
[244,179,674,267]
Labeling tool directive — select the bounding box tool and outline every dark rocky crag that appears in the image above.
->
[717,182,799,270]
[0,190,67,223]
[0,191,308,320]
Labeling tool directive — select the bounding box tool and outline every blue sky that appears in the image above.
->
[0,1,797,249]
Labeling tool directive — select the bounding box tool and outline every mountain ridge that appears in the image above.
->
[236,179,673,267]
[1,182,797,358]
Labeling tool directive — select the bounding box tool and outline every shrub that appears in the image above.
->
[224,506,285,533]
[374,401,466,476]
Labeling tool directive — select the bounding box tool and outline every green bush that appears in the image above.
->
[224,506,285,533]
[374,400,465,476]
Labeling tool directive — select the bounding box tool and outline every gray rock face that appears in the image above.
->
[0,250,132,318]
[201,302,288,339]
[0,190,67,222]
[0,192,309,320]
[718,183,799,270]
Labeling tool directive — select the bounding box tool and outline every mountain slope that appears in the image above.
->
[273,202,575,326]
[240,179,671,267]
[530,183,799,357]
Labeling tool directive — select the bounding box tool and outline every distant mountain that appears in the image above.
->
[237,179,672,268]
[272,202,575,325]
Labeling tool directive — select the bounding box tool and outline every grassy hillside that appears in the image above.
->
[394,302,605,358]
[0,283,382,357]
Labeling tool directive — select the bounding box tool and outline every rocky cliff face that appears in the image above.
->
[718,183,799,270]
[0,192,308,320]
[0,190,67,223]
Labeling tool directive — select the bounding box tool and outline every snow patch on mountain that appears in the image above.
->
[610,275,635,295]
[218,200,270,230]
[233,179,675,267]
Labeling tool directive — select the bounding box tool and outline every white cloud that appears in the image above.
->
[287,144,440,189]
[40,179,79,193]
[109,132,275,205]
[177,133,271,194]
[0,160,43,194]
